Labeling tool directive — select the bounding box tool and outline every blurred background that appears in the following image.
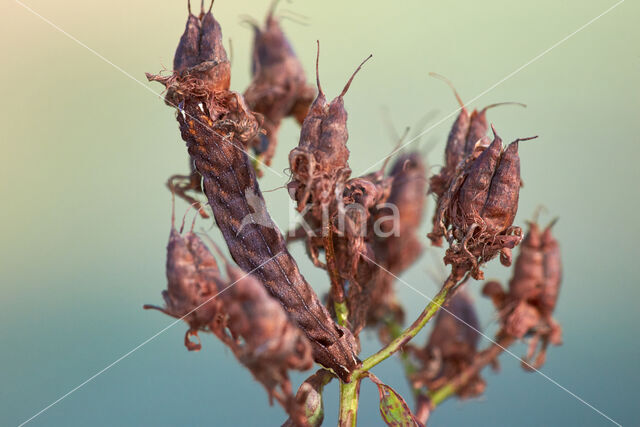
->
[1,0,638,425]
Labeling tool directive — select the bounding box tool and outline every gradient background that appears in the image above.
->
[1,0,638,425]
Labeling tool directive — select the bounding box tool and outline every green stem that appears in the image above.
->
[385,318,421,398]
[359,275,457,372]
[338,377,360,426]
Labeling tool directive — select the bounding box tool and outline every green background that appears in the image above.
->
[1,0,638,425]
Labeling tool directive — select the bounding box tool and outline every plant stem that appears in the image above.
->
[337,274,460,425]
[359,274,458,372]
[323,223,348,326]
[338,377,360,426]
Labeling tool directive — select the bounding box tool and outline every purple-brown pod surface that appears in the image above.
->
[243,3,316,166]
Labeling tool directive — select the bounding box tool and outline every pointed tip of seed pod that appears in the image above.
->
[339,54,373,98]
[508,135,538,151]
[429,72,466,112]
[545,217,559,231]
[267,0,282,20]
[489,124,503,146]
[482,101,527,112]
[315,40,324,96]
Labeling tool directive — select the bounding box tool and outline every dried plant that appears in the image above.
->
[144,3,564,426]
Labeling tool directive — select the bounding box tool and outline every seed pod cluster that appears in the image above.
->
[409,292,485,399]
[427,74,525,245]
[243,3,316,166]
[147,6,360,382]
[429,125,537,279]
[287,46,371,223]
[146,1,233,217]
[482,220,562,369]
[145,212,314,419]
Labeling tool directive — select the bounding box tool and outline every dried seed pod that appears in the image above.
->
[410,292,485,399]
[288,44,372,218]
[219,258,314,409]
[146,1,232,217]
[464,102,526,155]
[482,220,562,370]
[143,204,223,351]
[147,2,231,106]
[427,73,470,199]
[430,126,537,279]
[540,221,562,319]
[243,2,316,165]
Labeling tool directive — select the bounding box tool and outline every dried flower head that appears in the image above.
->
[410,292,485,399]
[143,203,223,351]
[429,126,537,279]
[288,44,372,219]
[243,2,316,166]
[427,74,526,201]
[147,2,230,107]
[145,206,314,420]
[482,219,562,370]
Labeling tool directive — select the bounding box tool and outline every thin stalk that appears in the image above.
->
[359,274,458,371]
[323,223,348,326]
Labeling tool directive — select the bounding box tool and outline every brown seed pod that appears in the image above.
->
[430,126,537,279]
[410,291,485,399]
[288,43,372,219]
[427,73,470,200]
[243,1,316,166]
[143,202,223,351]
[217,255,314,411]
[146,1,233,217]
[464,102,526,155]
[482,219,562,370]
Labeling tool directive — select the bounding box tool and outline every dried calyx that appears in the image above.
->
[146,1,232,218]
[144,207,314,421]
[288,43,372,221]
[243,0,316,167]
[429,125,537,280]
[482,219,562,370]
[427,73,526,200]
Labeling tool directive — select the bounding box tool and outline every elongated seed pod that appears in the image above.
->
[457,135,502,223]
[482,141,521,234]
[177,99,360,381]
[540,224,562,316]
